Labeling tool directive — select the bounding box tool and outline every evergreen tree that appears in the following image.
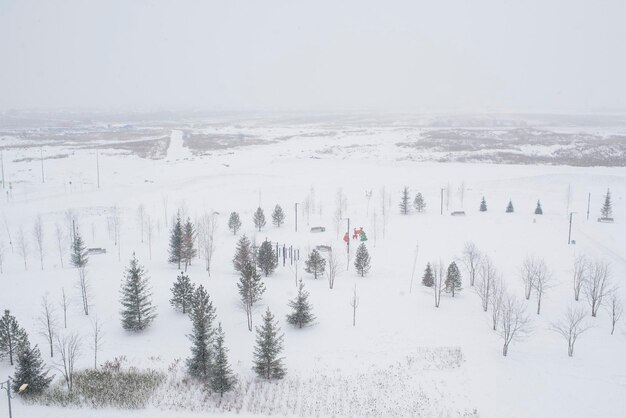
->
[170,272,195,314]
[257,240,277,277]
[0,310,27,365]
[286,280,315,328]
[182,218,197,271]
[238,260,266,331]
[120,255,157,331]
[480,197,487,212]
[70,229,88,268]
[399,186,411,215]
[253,207,266,231]
[304,249,326,279]
[354,243,371,277]
[12,339,52,395]
[252,308,285,380]
[187,285,216,381]
[506,200,514,213]
[422,263,434,287]
[535,200,543,215]
[168,214,184,268]
[601,189,613,219]
[228,212,242,235]
[233,235,253,273]
[445,261,462,297]
[414,192,426,212]
[272,205,285,227]
[210,323,235,396]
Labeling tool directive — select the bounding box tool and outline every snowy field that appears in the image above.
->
[0,116,625,417]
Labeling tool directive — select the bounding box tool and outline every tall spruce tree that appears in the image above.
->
[70,229,88,268]
[414,192,426,212]
[480,197,487,212]
[506,200,515,213]
[120,255,157,331]
[399,186,411,215]
[601,189,613,219]
[0,310,27,365]
[354,243,371,277]
[253,207,266,231]
[422,263,434,287]
[304,249,326,279]
[445,261,462,297]
[170,272,195,314]
[228,212,242,235]
[187,285,216,381]
[252,308,285,380]
[210,323,235,396]
[535,200,543,215]
[168,214,184,268]
[182,218,197,271]
[286,280,315,328]
[233,235,253,273]
[272,205,285,227]
[257,240,277,276]
[238,261,266,331]
[12,339,52,395]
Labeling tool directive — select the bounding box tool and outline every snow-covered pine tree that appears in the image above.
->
[506,200,514,213]
[70,229,88,268]
[233,235,253,273]
[601,189,613,219]
[228,212,242,235]
[422,263,434,287]
[170,272,195,314]
[399,186,411,215]
[286,280,315,328]
[253,207,266,231]
[187,284,216,381]
[480,197,487,212]
[238,260,266,331]
[414,192,426,212]
[257,240,277,277]
[12,339,52,395]
[210,323,235,396]
[253,308,285,380]
[272,205,285,227]
[182,218,197,271]
[0,310,27,365]
[120,255,157,331]
[535,200,543,215]
[304,249,326,279]
[445,261,462,297]
[354,243,371,277]
[168,214,184,268]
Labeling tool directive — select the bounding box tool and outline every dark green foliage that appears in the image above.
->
[170,272,195,314]
[272,205,285,227]
[187,285,216,381]
[70,230,88,268]
[399,186,411,215]
[182,218,197,271]
[601,189,613,218]
[0,309,28,365]
[257,240,277,277]
[445,262,462,297]
[422,263,434,287]
[233,235,253,273]
[506,200,514,213]
[253,207,266,231]
[535,200,543,215]
[210,323,235,396]
[12,340,52,395]
[480,197,487,212]
[253,308,285,380]
[228,212,242,235]
[286,280,315,328]
[414,192,426,212]
[120,256,157,331]
[168,214,184,268]
[304,249,326,279]
[354,243,371,277]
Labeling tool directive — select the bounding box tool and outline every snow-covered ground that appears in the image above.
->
[0,119,625,417]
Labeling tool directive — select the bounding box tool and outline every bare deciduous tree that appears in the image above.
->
[476,256,496,312]
[55,333,81,391]
[551,306,591,357]
[33,214,44,270]
[532,258,553,315]
[77,267,91,316]
[0,240,4,273]
[111,205,122,261]
[461,242,481,286]
[197,211,217,276]
[606,290,623,335]
[584,260,611,317]
[90,318,104,369]
[498,293,531,356]
[16,226,28,271]
[55,222,65,268]
[326,247,342,290]
[60,287,70,328]
[146,215,153,260]
[137,204,145,243]
[380,186,388,239]
[520,255,539,300]
[433,261,445,308]
[162,195,169,227]
[572,254,589,302]
[490,276,505,331]
[38,296,58,357]
[65,208,76,243]
[350,284,359,326]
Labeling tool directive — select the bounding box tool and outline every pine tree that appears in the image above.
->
[12,339,52,395]
[480,197,487,212]
[182,218,197,271]
[535,200,543,215]
[233,235,253,273]
[238,260,266,331]
[286,280,315,328]
[252,308,285,380]
[70,229,88,268]
[0,310,27,365]
[399,186,411,215]
[257,240,277,277]
[170,272,195,314]
[354,243,371,277]
[422,263,434,287]
[601,189,613,219]
[304,249,326,279]
[253,207,266,231]
[168,214,184,268]
[120,255,157,331]
[445,261,462,297]
[506,200,514,213]
[228,212,242,235]
[414,192,426,212]
[210,323,235,396]
[187,285,216,381]
[272,205,285,227]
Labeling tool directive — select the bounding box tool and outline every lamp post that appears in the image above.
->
[343,217,350,270]
[440,188,445,215]
[568,212,576,244]
[0,377,13,418]
[294,202,299,232]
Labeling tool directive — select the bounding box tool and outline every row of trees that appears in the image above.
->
[227,205,286,235]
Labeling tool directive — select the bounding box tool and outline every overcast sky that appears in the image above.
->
[1,0,625,113]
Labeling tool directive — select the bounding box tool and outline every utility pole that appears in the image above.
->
[96,151,100,189]
[1,150,5,189]
[345,217,350,270]
[294,202,299,232]
[586,192,590,221]
[1,377,13,418]
[440,188,444,215]
[568,212,575,244]
[40,147,45,183]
